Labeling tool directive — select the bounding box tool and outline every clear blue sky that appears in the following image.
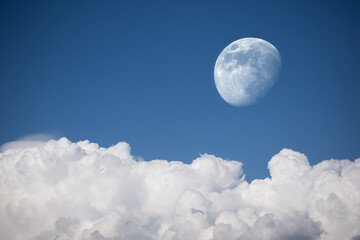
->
[1,0,359,180]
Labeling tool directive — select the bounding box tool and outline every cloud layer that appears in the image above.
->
[0,138,359,240]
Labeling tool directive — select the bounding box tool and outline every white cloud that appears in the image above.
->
[0,138,359,240]
[0,133,55,152]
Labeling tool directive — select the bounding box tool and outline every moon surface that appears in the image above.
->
[214,38,281,107]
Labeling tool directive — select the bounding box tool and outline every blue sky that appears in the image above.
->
[1,0,359,180]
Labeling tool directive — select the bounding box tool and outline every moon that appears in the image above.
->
[214,38,281,107]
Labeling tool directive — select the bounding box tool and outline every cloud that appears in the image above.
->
[0,133,56,152]
[0,138,359,240]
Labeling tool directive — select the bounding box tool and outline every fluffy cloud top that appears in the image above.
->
[0,138,359,240]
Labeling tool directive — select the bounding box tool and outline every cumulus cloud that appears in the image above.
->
[0,133,55,152]
[0,138,359,240]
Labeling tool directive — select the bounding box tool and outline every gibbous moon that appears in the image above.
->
[214,38,281,107]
